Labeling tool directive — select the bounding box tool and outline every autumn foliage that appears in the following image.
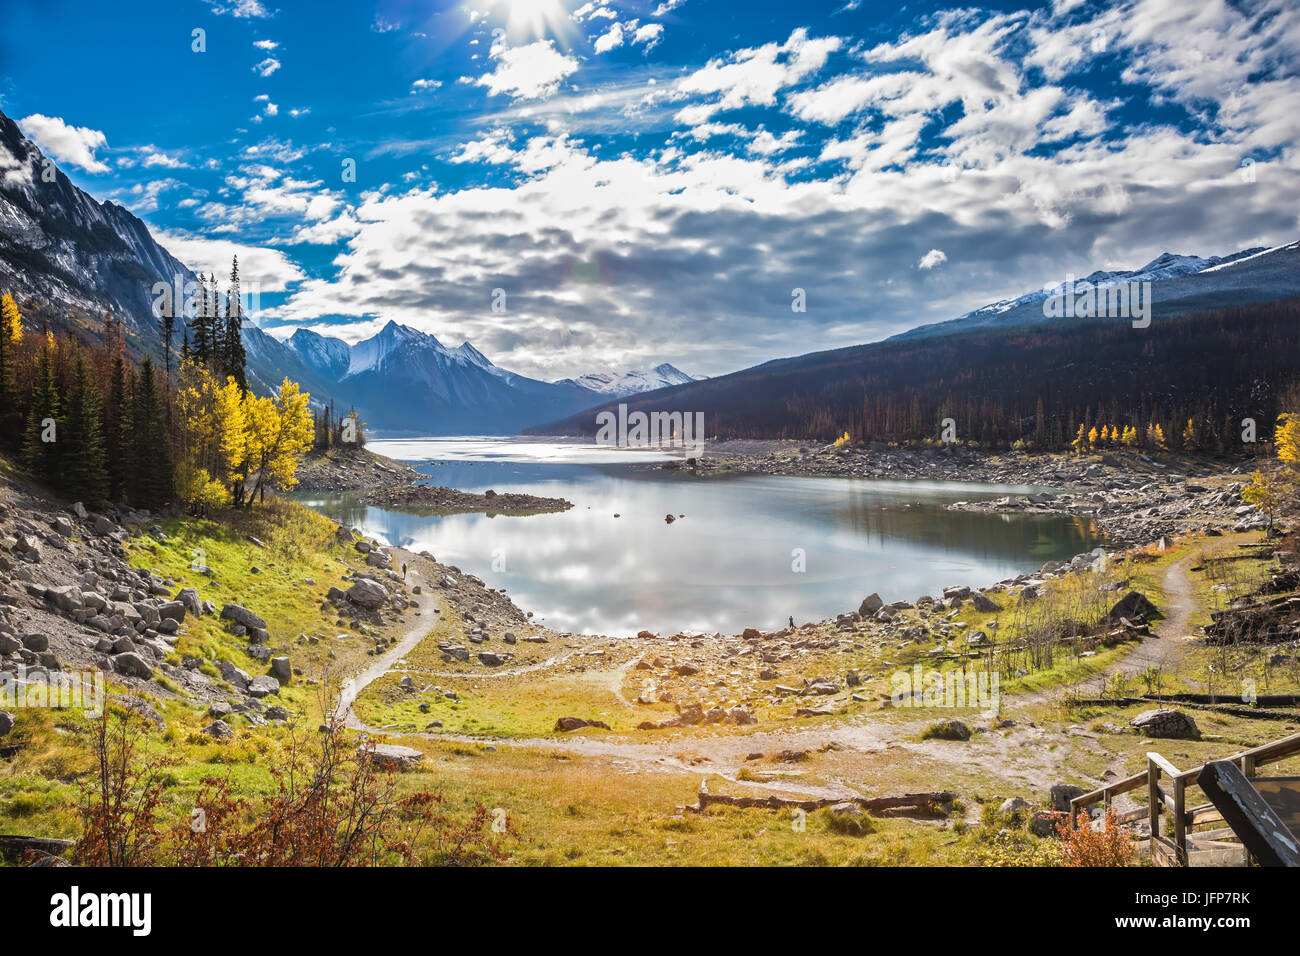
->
[1055,808,1136,867]
[74,703,515,867]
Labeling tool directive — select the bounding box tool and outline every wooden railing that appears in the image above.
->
[1070,730,1300,866]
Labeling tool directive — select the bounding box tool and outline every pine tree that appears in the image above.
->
[105,349,128,500]
[161,300,176,382]
[223,256,247,390]
[23,340,61,486]
[127,357,173,508]
[62,353,108,503]
[192,273,213,367]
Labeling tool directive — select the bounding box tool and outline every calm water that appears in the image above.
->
[298,438,1100,637]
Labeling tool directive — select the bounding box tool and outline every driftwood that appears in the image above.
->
[0,834,74,856]
[1069,696,1300,722]
[1204,595,1300,644]
[686,780,956,817]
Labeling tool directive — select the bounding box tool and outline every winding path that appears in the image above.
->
[334,546,1208,798]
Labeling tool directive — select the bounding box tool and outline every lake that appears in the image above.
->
[298,438,1100,637]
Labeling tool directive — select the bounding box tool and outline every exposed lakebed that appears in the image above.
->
[297,438,1101,637]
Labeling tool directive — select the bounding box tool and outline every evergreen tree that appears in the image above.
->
[192,273,213,367]
[23,341,61,486]
[62,353,108,503]
[223,256,247,390]
[127,357,173,508]
[105,349,128,500]
[161,301,176,382]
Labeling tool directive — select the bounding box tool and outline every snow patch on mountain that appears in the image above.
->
[559,363,697,397]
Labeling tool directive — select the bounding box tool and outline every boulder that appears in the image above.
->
[157,600,186,622]
[269,657,292,682]
[727,706,757,725]
[221,604,267,630]
[858,593,884,616]
[22,633,50,652]
[0,711,14,739]
[246,675,280,698]
[1049,783,1087,812]
[109,695,166,731]
[176,587,202,617]
[346,579,388,610]
[1030,810,1062,837]
[970,592,1000,612]
[478,652,506,667]
[554,716,611,732]
[202,720,234,739]
[363,743,423,769]
[999,796,1031,816]
[1130,708,1200,740]
[217,661,251,691]
[112,652,154,680]
[1107,591,1159,623]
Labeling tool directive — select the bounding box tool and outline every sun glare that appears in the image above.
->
[481,0,572,42]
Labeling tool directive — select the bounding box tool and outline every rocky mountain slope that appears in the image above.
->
[556,363,698,397]
[891,242,1300,341]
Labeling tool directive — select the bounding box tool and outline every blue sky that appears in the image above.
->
[1,0,1297,379]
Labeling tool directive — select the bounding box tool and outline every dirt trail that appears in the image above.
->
[1113,553,1198,679]
[337,547,1208,798]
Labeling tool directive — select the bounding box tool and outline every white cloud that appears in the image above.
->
[0,142,31,187]
[253,57,281,77]
[653,0,687,13]
[673,28,842,124]
[918,248,948,270]
[17,114,110,173]
[410,78,443,93]
[593,22,625,54]
[477,39,579,100]
[156,230,307,294]
[633,23,665,51]
[140,146,187,169]
[253,38,279,50]
[208,0,269,18]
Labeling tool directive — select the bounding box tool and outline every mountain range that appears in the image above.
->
[892,243,1300,341]
[3,105,1298,442]
[0,108,694,435]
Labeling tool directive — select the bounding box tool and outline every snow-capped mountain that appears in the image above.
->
[0,108,195,336]
[286,320,603,434]
[892,242,1300,341]
[558,363,698,397]
[286,328,351,380]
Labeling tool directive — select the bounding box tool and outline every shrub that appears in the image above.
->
[1056,808,1135,867]
[72,703,515,867]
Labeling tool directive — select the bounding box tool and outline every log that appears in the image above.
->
[688,784,956,817]
[0,834,74,856]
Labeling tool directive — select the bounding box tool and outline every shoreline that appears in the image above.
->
[303,438,1269,641]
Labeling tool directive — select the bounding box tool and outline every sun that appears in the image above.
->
[481,0,572,42]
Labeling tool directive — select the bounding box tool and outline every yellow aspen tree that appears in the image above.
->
[243,378,313,505]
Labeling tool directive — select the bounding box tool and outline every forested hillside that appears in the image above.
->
[532,299,1300,454]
